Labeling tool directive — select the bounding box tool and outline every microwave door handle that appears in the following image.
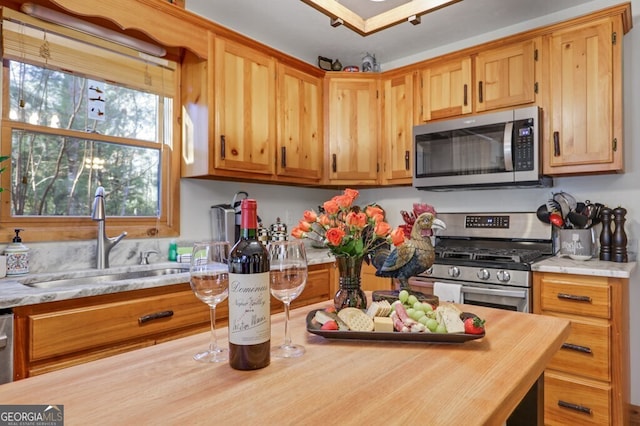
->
[503,122,514,171]
[462,286,527,299]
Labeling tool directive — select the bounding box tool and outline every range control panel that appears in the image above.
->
[465,215,510,229]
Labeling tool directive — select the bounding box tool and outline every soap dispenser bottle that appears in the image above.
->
[5,229,29,275]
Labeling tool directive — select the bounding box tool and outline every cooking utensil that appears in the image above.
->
[536,204,550,224]
[567,211,589,229]
[553,192,577,222]
[549,212,564,228]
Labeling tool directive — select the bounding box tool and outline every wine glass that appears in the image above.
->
[190,241,230,363]
[268,240,308,358]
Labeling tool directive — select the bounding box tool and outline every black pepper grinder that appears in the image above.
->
[612,206,628,262]
[599,207,612,261]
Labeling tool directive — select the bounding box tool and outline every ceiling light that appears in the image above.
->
[301,0,461,35]
[20,3,166,57]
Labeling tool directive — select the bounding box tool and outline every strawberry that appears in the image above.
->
[324,306,337,314]
[464,316,486,334]
[320,320,339,330]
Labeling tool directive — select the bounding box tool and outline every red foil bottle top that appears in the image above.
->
[241,199,258,230]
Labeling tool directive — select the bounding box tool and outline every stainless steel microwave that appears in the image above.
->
[413,106,552,190]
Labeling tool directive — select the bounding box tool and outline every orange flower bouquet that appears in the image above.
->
[291,188,405,259]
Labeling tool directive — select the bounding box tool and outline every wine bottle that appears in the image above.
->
[228,199,271,370]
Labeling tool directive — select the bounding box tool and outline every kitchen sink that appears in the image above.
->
[19,266,190,289]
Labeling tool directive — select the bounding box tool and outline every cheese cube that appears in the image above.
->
[373,316,394,332]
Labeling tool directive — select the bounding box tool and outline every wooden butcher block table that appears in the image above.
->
[0,296,570,425]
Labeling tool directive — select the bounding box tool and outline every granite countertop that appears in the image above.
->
[531,255,637,278]
[0,247,335,309]
[3,246,634,310]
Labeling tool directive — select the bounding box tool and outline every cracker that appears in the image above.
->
[338,307,374,331]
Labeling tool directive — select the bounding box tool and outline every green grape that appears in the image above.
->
[421,302,433,312]
[413,301,424,311]
[407,295,418,306]
[406,308,416,318]
[418,316,429,326]
[425,318,438,332]
[426,311,437,319]
[435,323,447,333]
[398,290,409,303]
[411,310,426,321]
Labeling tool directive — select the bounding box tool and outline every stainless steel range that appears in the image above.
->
[410,212,553,313]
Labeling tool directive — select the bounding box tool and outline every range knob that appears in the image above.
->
[477,269,490,280]
[448,266,460,278]
[497,270,511,282]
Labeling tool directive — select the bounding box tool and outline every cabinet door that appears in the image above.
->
[276,64,323,182]
[418,57,471,122]
[214,37,276,175]
[382,72,414,184]
[544,18,622,174]
[475,40,536,112]
[326,76,379,184]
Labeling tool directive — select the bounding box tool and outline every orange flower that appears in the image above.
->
[291,226,306,239]
[323,199,339,215]
[326,227,346,246]
[370,213,384,224]
[343,188,359,203]
[303,210,318,223]
[365,205,384,219]
[318,214,332,227]
[298,220,312,232]
[345,211,367,229]
[374,221,392,237]
[390,227,406,246]
[333,194,353,209]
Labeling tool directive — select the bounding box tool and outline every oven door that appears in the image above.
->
[408,276,530,313]
[461,285,530,313]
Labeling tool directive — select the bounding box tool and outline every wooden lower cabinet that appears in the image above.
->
[361,262,393,292]
[13,263,333,379]
[533,272,629,425]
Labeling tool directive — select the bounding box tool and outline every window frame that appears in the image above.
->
[0,9,180,242]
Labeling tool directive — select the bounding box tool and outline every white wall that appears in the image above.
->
[179,0,640,405]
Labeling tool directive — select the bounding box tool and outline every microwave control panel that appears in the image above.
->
[513,118,535,171]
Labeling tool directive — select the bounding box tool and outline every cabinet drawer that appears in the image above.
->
[547,316,610,381]
[29,289,209,361]
[540,275,610,318]
[544,371,611,426]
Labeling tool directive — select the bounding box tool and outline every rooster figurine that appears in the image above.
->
[373,212,446,291]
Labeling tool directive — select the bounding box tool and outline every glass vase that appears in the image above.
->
[333,255,367,310]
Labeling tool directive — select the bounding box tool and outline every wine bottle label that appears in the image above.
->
[228,271,271,345]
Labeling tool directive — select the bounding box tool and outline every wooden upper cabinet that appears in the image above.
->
[417,56,472,122]
[276,64,323,182]
[213,37,276,175]
[382,72,414,184]
[475,40,536,112]
[543,17,623,175]
[325,75,380,185]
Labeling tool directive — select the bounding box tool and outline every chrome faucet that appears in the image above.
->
[91,186,127,269]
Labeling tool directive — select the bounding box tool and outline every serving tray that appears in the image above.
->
[306,310,485,343]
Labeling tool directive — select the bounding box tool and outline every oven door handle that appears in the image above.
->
[461,286,527,299]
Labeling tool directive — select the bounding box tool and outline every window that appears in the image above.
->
[1,9,179,241]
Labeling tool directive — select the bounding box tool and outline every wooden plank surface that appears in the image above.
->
[0,297,570,425]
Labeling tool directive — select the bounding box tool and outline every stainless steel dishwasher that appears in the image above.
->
[0,311,13,384]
